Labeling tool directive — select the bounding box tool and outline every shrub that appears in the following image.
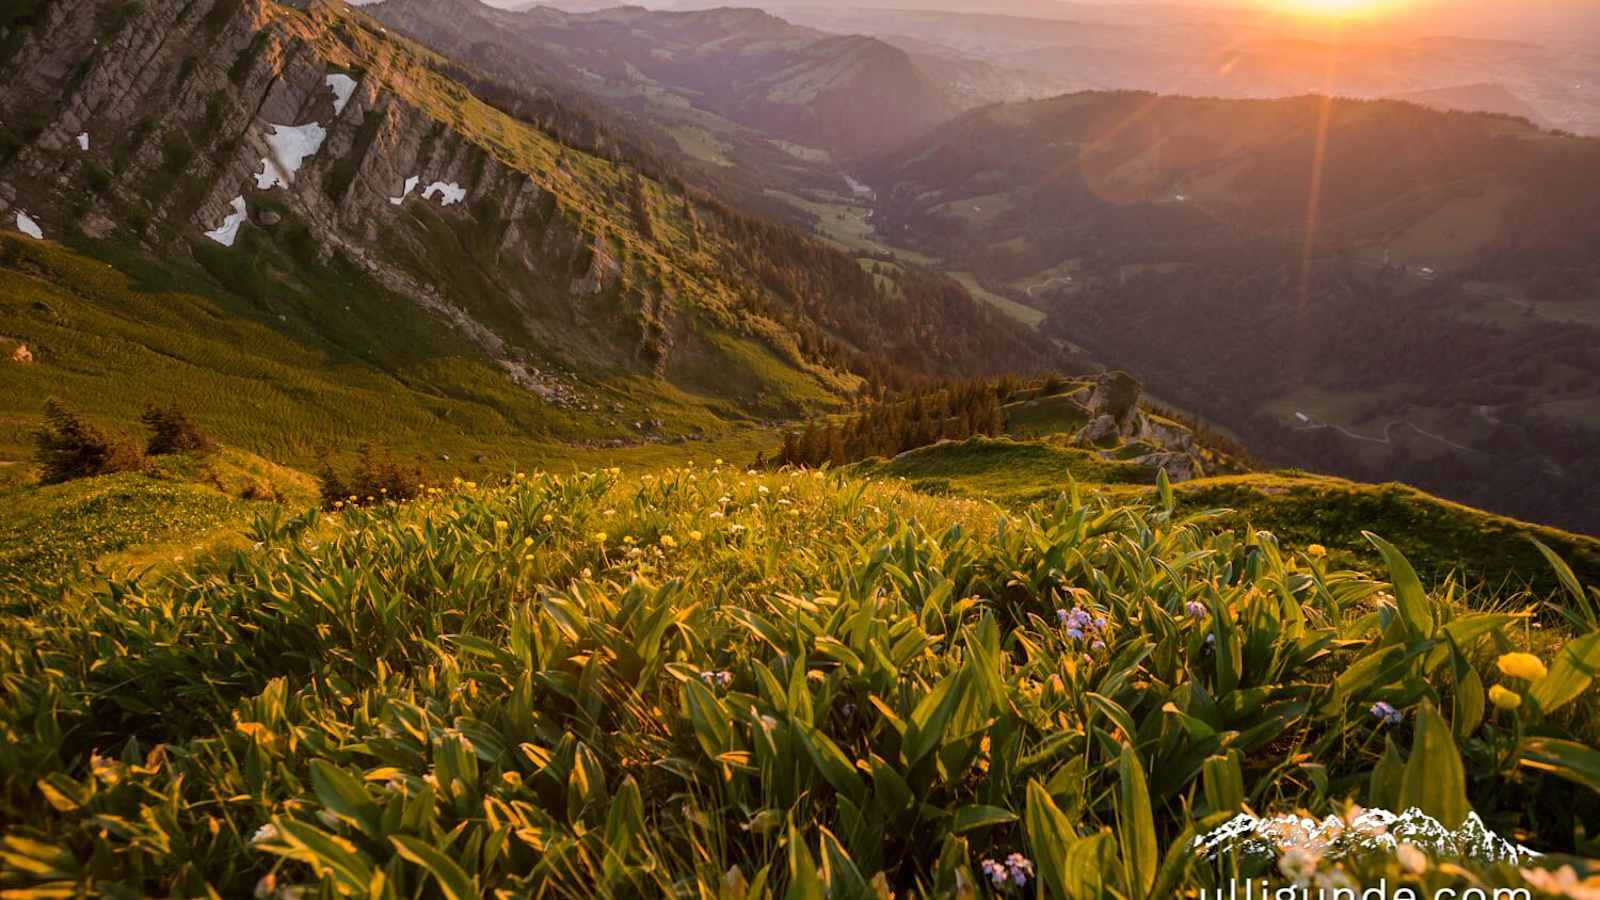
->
[318,444,425,509]
[33,400,145,483]
[140,404,216,455]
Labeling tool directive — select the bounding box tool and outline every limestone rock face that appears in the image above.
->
[0,0,633,402]
[1133,451,1202,483]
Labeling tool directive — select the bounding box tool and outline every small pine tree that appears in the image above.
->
[141,404,216,455]
[34,400,145,484]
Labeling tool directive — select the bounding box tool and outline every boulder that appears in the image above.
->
[1074,414,1121,446]
[1133,451,1204,483]
[8,344,33,364]
[1084,370,1143,432]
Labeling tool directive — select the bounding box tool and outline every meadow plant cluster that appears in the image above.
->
[0,465,1597,897]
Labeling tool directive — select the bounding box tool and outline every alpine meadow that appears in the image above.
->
[1,0,1599,898]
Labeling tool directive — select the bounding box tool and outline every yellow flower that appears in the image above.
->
[1497,652,1548,682]
[1488,685,1523,710]
[659,535,677,548]
[494,520,508,531]
[592,531,608,544]
[542,513,554,523]
[1307,544,1327,558]
[465,481,478,491]
[523,536,534,547]
[688,530,704,542]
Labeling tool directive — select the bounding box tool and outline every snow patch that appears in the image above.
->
[1194,808,1537,867]
[254,122,327,190]
[15,212,43,240]
[325,74,357,115]
[205,196,248,247]
[422,181,466,206]
[76,132,89,151]
[390,175,419,206]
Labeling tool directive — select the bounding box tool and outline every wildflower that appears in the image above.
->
[700,670,733,689]
[1370,701,1403,726]
[659,535,677,548]
[841,702,856,718]
[1066,627,1085,641]
[688,530,704,542]
[623,535,636,544]
[1091,639,1106,650]
[1489,684,1523,710]
[523,536,534,547]
[542,513,554,523]
[715,458,724,466]
[1498,652,1548,682]
[980,859,1009,888]
[465,482,477,490]
[1005,854,1034,888]
[806,669,825,684]
[1307,543,1328,558]
[494,520,508,531]
[1396,843,1428,875]
[1186,600,1209,619]
[758,485,770,494]
[593,531,608,544]
[250,823,280,845]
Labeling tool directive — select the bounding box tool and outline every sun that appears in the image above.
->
[1275,0,1393,18]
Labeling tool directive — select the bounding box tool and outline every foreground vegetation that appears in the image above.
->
[1,465,1597,897]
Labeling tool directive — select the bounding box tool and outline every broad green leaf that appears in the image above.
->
[1025,781,1079,900]
[950,804,1019,834]
[1530,538,1599,631]
[1399,702,1469,829]
[1365,533,1433,642]
[903,669,968,766]
[1527,633,1600,717]
[1518,737,1600,796]
[1201,751,1245,815]
[391,834,477,900]
[310,760,382,839]
[1116,744,1158,900]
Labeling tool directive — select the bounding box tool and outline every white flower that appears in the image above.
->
[250,823,280,845]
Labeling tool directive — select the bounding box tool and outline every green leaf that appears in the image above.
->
[903,669,968,767]
[391,834,477,900]
[1518,738,1600,796]
[1369,737,1404,811]
[1447,638,1485,742]
[1527,633,1600,717]
[1530,538,1599,631]
[1365,533,1433,642]
[784,821,825,900]
[683,678,733,760]
[950,804,1019,834]
[1399,702,1469,829]
[310,760,382,839]
[1025,781,1079,900]
[1116,744,1158,900]
[1201,751,1245,815]
[793,720,866,803]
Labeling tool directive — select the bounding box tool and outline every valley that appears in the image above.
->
[1,0,1599,896]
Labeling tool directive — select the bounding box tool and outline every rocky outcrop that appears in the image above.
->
[0,0,633,402]
[1072,370,1207,481]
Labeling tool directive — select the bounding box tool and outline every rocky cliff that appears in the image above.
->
[0,0,792,406]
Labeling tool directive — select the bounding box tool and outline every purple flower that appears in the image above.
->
[1371,701,1402,726]
[1091,639,1106,651]
[1186,601,1209,619]
[1055,608,1070,625]
[700,670,733,689]
[1005,854,1034,888]
[980,859,1008,887]
[1066,627,1085,641]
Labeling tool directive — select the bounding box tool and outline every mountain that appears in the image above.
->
[0,0,1049,469]
[364,0,955,161]
[1387,82,1548,126]
[861,91,1600,534]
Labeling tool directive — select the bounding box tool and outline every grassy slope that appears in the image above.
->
[0,466,1594,896]
[855,436,1600,594]
[0,448,316,589]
